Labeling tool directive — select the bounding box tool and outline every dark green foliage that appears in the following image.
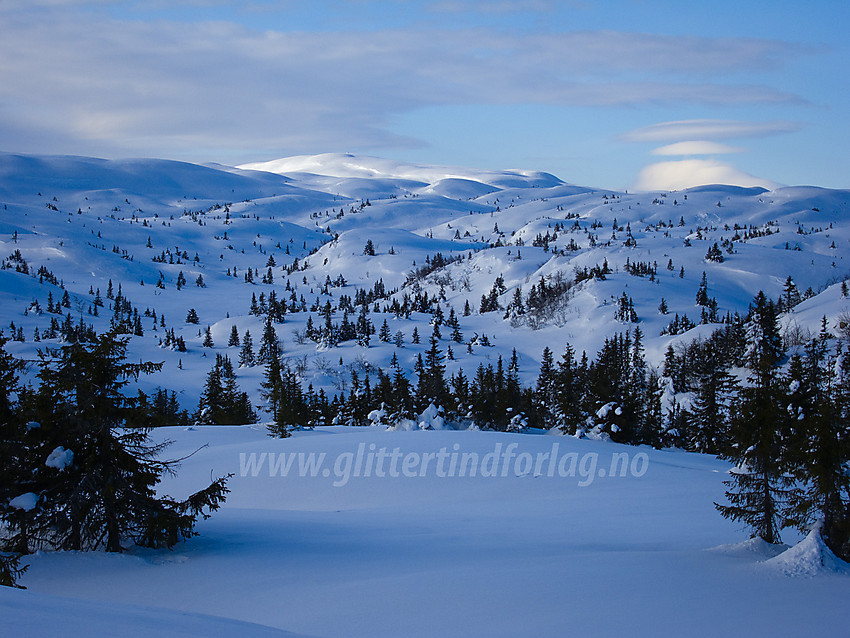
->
[0,552,28,588]
[238,329,255,367]
[783,331,850,560]
[263,353,308,437]
[705,243,724,262]
[682,340,737,454]
[197,354,256,425]
[716,292,791,544]
[1,331,230,563]
[414,327,451,413]
[257,316,281,365]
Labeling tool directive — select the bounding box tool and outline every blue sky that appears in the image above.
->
[1,1,847,190]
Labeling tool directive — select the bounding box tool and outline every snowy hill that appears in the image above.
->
[1,151,848,408]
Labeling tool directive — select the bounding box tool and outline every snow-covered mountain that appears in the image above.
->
[1,151,848,409]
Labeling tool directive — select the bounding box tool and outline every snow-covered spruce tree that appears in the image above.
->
[715,292,792,545]
[238,329,255,367]
[586,330,651,444]
[6,330,230,555]
[784,328,850,560]
[535,347,558,429]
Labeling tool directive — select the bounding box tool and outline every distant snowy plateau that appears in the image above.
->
[2,152,850,636]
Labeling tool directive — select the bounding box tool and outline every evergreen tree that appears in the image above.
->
[227,325,240,347]
[238,330,255,367]
[202,326,214,348]
[378,319,392,343]
[5,331,230,555]
[265,356,305,438]
[415,327,450,412]
[695,272,709,307]
[552,344,587,435]
[0,336,28,585]
[685,339,737,454]
[197,354,256,425]
[781,275,801,312]
[716,292,791,544]
[257,316,281,365]
[535,347,558,428]
[784,332,850,559]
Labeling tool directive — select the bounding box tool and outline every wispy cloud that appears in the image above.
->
[0,4,807,162]
[621,119,801,143]
[651,141,744,156]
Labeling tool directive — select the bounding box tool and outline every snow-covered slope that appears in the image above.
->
[1,151,848,406]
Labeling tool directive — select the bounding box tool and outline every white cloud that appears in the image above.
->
[621,119,800,143]
[633,159,778,191]
[651,141,744,156]
[0,4,805,162]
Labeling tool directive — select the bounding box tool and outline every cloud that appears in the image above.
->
[633,159,778,191]
[621,119,800,143]
[0,4,806,162]
[651,141,743,156]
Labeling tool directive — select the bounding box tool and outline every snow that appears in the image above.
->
[9,492,38,512]
[0,586,306,637]
[45,446,74,471]
[764,526,850,578]
[5,425,850,637]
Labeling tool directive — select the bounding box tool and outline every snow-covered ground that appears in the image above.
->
[9,424,850,637]
[2,152,850,635]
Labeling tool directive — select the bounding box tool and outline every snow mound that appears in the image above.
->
[707,537,789,560]
[0,587,308,638]
[763,528,850,577]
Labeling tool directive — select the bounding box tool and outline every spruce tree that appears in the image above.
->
[257,316,281,365]
[553,344,587,436]
[198,354,256,425]
[238,330,255,367]
[5,331,230,555]
[0,336,29,585]
[716,292,791,544]
[784,331,850,559]
[415,327,450,413]
[685,340,737,454]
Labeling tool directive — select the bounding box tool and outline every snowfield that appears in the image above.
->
[2,151,850,635]
[8,424,850,637]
